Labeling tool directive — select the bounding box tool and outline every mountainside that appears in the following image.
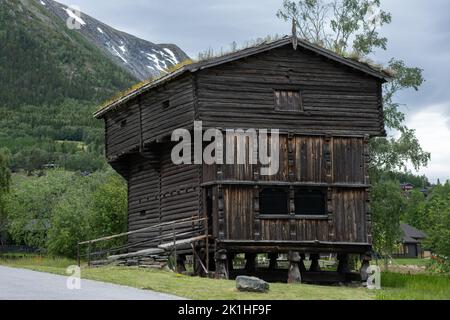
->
[39,0,189,80]
[0,0,189,172]
[0,0,136,107]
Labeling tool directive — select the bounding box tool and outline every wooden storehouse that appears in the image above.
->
[94,36,390,282]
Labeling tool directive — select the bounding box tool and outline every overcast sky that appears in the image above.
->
[58,0,450,183]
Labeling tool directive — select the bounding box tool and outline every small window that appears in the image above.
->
[162,100,170,109]
[274,90,303,112]
[295,188,327,216]
[259,188,289,215]
[120,119,127,128]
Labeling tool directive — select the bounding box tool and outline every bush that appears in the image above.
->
[427,255,450,274]
[6,170,73,248]
[6,169,127,257]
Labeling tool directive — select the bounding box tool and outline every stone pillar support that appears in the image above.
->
[288,251,302,284]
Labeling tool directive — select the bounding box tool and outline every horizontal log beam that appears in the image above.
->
[216,240,371,254]
[158,235,208,249]
[201,180,370,188]
[108,248,165,260]
[255,214,329,220]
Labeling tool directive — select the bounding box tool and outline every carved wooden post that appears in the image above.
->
[268,253,278,270]
[217,185,225,240]
[360,252,372,283]
[309,254,321,272]
[87,242,92,268]
[364,136,373,245]
[337,254,350,274]
[288,251,302,284]
[289,185,296,241]
[288,136,297,242]
[215,249,229,279]
[325,136,335,242]
[253,186,262,240]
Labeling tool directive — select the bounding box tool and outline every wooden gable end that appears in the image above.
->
[196,44,384,136]
[103,73,196,160]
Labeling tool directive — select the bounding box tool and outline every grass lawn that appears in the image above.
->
[378,272,450,300]
[0,254,449,300]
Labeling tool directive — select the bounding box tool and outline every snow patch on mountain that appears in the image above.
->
[119,44,127,53]
[145,53,167,73]
[111,46,128,63]
[163,48,179,64]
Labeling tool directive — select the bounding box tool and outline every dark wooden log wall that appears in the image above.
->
[208,135,370,244]
[104,102,141,160]
[104,74,195,160]
[159,143,202,238]
[204,135,367,185]
[124,135,369,250]
[140,77,196,142]
[126,144,202,252]
[196,45,384,137]
[219,186,367,243]
[127,155,161,251]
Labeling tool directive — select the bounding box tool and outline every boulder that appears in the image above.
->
[236,276,269,293]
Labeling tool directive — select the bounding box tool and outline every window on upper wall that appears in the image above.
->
[259,187,289,215]
[294,188,327,216]
[274,90,303,112]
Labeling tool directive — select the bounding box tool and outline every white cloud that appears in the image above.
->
[407,105,450,183]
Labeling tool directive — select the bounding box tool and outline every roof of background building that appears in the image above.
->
[401,223,427,243]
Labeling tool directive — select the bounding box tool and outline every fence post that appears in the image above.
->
[87,242,92,268]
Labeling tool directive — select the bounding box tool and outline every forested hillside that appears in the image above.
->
[0,0,136,106]
[0,0,137,171]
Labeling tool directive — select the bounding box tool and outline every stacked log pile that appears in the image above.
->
[90,248,169,268]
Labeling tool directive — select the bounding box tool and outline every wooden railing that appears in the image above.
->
[77,216,207,268]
